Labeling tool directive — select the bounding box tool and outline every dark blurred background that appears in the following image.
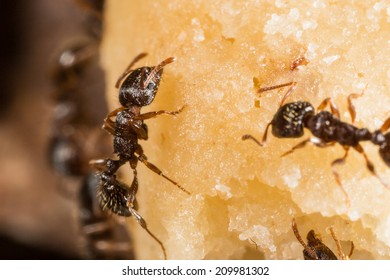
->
[0,0,110,259]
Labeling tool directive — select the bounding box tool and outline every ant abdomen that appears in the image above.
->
[119,67,162,107]
[97,172,133,217]
[272,101,314,138]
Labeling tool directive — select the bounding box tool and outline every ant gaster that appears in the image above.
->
[292,218,354,260]
[91,53,190,259]
[242,82,390,205]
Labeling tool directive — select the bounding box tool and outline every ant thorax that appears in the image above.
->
[306,111,372,146]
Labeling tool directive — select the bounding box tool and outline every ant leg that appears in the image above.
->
[281,138,336,157]
[102,107,125,134]
[135,146,190,195]
[347,241,355,259]
[128,207,167,260]
[291,218,318,260]
[128,169,139,205]
[135,105,186,121]
[317,98,340,119]
[138,156,191,195]
[353,144,389,189]
[347,85,367,123]
[331,146,351,206]
[243,82,297,147]
[347,93,363,124]
[142,57,176,90]
[242,121,272,147]
[281,138,311,157]
[379,116,390,133]
[115,53,148,88]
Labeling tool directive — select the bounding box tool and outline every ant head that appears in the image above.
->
[97,172,132,217]
[379,132,390,167]
[119,67,161,107]
[118,57,175,107]
[272,101,314,138]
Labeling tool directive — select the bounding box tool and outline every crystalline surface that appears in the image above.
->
[102,0,390,259]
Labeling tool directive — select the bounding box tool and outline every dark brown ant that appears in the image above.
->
[98,53,189,195]
[292,218,354,260]
[242,82,390,204]
[91,53,190,259]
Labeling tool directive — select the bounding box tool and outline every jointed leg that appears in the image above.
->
[353,144,389,189]
[134,144,190,195]
[347,85,367,124]
[134,105,186,121]
[380,116,390,133]
[317,98,340,119]
[243,82,297,147]
[281,137,333,157]
[242,121,272,147]
[128,207,167,260]
[102,107,125,134]
[331,146,351,206]
[137,154,190,195]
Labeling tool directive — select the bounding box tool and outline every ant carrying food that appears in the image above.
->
[292,218,354,260]
[242,81,390,204]
[91,53,190,259]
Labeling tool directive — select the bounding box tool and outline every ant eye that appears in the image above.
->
[146,82,155,90]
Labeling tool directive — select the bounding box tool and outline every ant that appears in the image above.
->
[242,81,390,204]
[91,53,191,259]
[292,218,354,260]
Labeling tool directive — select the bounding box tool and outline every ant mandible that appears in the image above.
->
[292,218,354,260]
[242,82,390,204]
[91,53,191,259]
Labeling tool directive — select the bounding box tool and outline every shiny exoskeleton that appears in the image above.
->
[91,54,190,259]
[242,82,390,204]
[292,218,354,260]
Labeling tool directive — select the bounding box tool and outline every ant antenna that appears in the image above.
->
[142,57,176,90]
[291,218,318,259]
[328,226,354,260]
[115,52,148,88]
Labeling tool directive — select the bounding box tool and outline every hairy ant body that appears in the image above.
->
[292,218,354,260]
[91,53,190,259]
[242,82,390,204]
